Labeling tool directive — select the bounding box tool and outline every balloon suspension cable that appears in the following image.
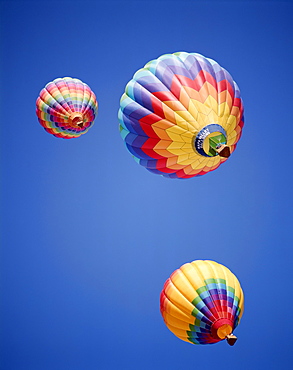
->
[216,144,231,158]
[226,334,237,346]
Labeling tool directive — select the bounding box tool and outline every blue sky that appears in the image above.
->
[1,1,293,369]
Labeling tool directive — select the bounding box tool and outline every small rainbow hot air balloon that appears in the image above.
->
[36,77,98,139]
[160,260,244,346]
[118,52,244,178]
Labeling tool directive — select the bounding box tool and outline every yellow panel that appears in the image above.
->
[198,112,211,125]
[181,131,196,140]
[193,100,211,116]
[166,124,187,134]
[207,110,220,125]
[166,132,185,143]
[217,97,226,117]
[167,141,184,150]
[190,157,207,170]
[165,281,196,316]
[174,110,195,123]
[180,132,195,143]
[210,156,221,168]
[180,142,195,152]
[164,312,192,330]
[180,263,206,291]
[227,132,238,146]
[165,323,191,342]
[204,95,219,114]
[162,104,177,124]
[223,115,237,134]
[186,102,200,125]
[200,156,219,171]
[171,269,199,303]
[188,152,198,160]
[222,103,232,121]
[172,113,193,131]
[177,154,194,165]
[167,149,189,156]
[162,297,195,323]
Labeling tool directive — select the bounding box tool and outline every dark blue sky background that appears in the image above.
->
[1,1,293,369]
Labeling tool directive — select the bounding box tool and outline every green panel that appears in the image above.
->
[191,306,201,317]
[196,286,208,294]
[204,278,217,285]
[192,296,202,306]
[227,286,235,294]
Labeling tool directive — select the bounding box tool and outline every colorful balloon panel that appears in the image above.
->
[118,52,244,178]
[36,77,98,139]
[160,260,244,345]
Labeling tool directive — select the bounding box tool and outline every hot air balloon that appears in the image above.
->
[160,260,244,346]
[36,77,98,139]
[118,52,244,178]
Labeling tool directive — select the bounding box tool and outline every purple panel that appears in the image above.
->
[227,296,234,308]
[133,83,153,112]
[203,297,213,306]
[140,159,158,169]
[129,106,153,120]
[121,114,147,136]
[145,167,162,175]
[163,62,192,78]
[126,143,152,160]
[195,57,216,78]
[200,306,213,318]
[163,172,180,179]
[121,101,143,116]
[136,75,169,92]
[215,69,226,82]
[181,55,203,80]
[153,63,174,89]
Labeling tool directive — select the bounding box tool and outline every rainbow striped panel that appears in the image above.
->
[36,77,98,139]
[118,52,244,178]
[160,260,244,345]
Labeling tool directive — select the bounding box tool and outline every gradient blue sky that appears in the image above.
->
[1,1,293,369]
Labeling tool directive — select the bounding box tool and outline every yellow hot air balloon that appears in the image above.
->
[160,260,244,345]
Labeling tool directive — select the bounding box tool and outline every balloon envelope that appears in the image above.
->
[118,52,244,178]
[36,77,98,139]
[160,260,244,345]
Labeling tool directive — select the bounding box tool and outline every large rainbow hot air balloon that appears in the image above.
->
[36,77,98,139]
[160,260,244,346]
[118,52,244,178]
